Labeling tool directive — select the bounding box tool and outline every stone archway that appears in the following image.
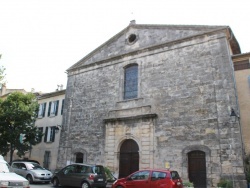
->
[119,139,139,178]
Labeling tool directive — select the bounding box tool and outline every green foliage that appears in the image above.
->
[245,153,250,182]
[104,166,116,183]
[183,181,194,187]
[0,66,6,86]
[217,179,233,188]
[0,92,42,163]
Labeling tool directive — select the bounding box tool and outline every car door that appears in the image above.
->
[11,163,21,176]
[126,170,151,188]
[150,171,171,188]
[59,165,77,186]
[18,163,28,178]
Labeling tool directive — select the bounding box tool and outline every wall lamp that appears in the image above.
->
[230,108,239,122]
[55,125,62,133]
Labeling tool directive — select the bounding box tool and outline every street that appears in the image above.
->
[30,182,112,188]
[30,183,57,188]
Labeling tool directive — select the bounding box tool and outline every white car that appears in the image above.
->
[0,155,30,188]
[11,161,52,184]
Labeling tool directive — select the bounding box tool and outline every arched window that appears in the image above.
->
[124,64,138,100]
[75,152,84,163]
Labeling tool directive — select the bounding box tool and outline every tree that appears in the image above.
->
[0,92,43,163]
[0,65,6,86]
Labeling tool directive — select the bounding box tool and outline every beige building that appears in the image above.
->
[31,89,65,171]
[0,84,27,99]
[233,52,250,154]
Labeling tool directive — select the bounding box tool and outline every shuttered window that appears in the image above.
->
[38,103,46,118]
[48,100,59,117]
[44,126,56,142]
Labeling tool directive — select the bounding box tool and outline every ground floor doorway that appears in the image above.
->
[119,139,139,178]
[188,150,207,188]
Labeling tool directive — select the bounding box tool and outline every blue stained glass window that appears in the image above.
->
[124,64,138,99]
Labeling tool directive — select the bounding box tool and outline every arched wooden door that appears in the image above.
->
[188,150,207,188]
[119,139,139,178]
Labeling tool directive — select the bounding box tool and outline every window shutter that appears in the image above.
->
[44,127,48,142]
[51,126,56,142]
[48,102,51,117]
[55,100,59,116]
[61,99,64,115]
[38,127,43,143]
[43,103,47,117]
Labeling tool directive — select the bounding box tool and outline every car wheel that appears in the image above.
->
[81,182,90,188]
[52,177,59,187]
[26,175,33,184]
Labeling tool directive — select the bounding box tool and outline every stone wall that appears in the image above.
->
[58,29,246,187]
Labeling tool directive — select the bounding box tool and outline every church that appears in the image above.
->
[57,21,246,187]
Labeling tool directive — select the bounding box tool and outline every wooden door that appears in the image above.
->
[119,139,139,178]
[188,150,207,188]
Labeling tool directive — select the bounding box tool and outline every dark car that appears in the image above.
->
[51,163,106,188]
[112,169,183,188]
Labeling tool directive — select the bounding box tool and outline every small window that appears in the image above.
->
[43,151,50,169]
[38,103,46,118]
[44,126,56,142]
[75,152,84,163]
[48,100,59,117]
[124,64,138,100]
[128,34,137,43]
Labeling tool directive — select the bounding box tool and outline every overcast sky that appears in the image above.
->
[0,0,249,93]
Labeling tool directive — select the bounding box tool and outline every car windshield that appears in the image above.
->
[26,163,44,170]
[0,162,10,173]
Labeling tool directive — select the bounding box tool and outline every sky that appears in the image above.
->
[0,0,250,93]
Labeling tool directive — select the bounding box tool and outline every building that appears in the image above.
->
[57,21,246,187]
[0,84,27,99]
[233,52,250,154]
[31,89,65,171]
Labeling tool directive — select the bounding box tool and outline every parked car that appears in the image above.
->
[112,169,183,188]
[51,163,106,188]
[0,155,30,188]
[11,161,52,184]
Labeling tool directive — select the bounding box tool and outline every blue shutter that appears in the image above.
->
[43,103,47,117]
[51,126,56,142]
[61,99,64,115]
[55,100,59,116]
[44,127,48,142]
[48,102,51,117]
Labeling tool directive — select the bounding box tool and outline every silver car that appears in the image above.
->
[11,161,52,184]
[0,156,30,188]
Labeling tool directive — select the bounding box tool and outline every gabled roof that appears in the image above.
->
[68,21,240,72]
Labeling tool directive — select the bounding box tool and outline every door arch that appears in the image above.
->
[188,150,207,188]
[119,139,139,178]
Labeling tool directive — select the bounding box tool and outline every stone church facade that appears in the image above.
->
[57,21,246,187]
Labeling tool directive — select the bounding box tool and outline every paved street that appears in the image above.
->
[30,183,56,188]
[30,183,70,188]
[30,182,112,188]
